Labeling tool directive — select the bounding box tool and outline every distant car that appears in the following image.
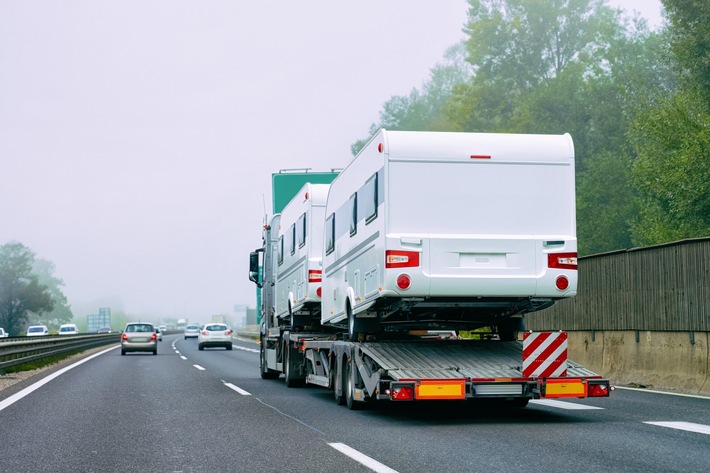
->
[121,322,158,355]
[0,327,8,338]
[155,327,163,342]
[26,325,49,336]
[197,323,233,351]
[158,324,167,332]
[97,327,112,334]
[184,324,201,339]
[57,323,79,335]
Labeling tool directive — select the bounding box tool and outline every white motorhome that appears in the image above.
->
[321,129,578,340]
[274,183,330,328]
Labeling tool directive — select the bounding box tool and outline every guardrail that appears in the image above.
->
[0,333,121,375]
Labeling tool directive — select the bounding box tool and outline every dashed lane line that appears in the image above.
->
[530,399,604,410]
[224,382,251,396]
[193,364,206,371]
[329,443,399,473]
[644,421,710,436]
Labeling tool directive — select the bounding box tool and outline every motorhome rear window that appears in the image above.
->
[325,213,335,255]
[364,173,378,224]
[298,213,306,248]
[349,193,357,236]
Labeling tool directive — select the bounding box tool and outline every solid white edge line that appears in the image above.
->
[0,345,120,412]
[193,364,206,371]
[328,443,399,473]
[614,386,710,400]
[224,382,251,396]
[644,421,710,436]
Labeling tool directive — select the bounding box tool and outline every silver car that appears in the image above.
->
[183,324,201,339]
[121,322,158,355]
[197,323,233,350]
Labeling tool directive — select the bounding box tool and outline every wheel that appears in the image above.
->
[509,397,529,408]
[226,343,233,350]
[198,344,204,351]
[260,335,280,380]
[344,358,363,410]
[347,304,359,342]
[121,350,126,356]
[184,336,187,340]
[153,349,157,355]
[333,357,345,405]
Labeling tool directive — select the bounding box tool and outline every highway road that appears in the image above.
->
[1,334,709,473]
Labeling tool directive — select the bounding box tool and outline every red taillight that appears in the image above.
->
[391,385,414,400]
[308,269,322,283]
[396,274,411,290]
[588,383,611,397]
[548,252,578,270]
[470,154,491,159]
[225,330,232,335]
[385,250,420,269]
[150,333,157,341]
[316,286,322,298]
[121,333,128,341]
[555,276,569,291]
[201,330,208,335]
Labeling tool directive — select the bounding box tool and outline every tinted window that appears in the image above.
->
[278,236,284,265]
[364,173,378,224]
[349,193,357,236]
[325,213,335,255]
[297,213,306,248]
[290,223,296,255]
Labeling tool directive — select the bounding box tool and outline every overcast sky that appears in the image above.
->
[0,1,663,322]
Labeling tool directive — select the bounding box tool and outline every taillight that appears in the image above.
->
[316,286,322,298]
[150,333,157,341]
[225,330,232,335]
[396,274,411,290]
[588,382,612,397]
[385,250,420,269]
[201,330,208,335]
[555,276,570,291]
[308,270,322,283]
[548,252,577,270]
[121,333,128,341]
[390,385,415,400]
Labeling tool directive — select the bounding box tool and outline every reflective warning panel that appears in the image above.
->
[522,331,568,378]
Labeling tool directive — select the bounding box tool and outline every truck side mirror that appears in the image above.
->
[249,251,262,288]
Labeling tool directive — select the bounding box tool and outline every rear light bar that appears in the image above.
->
[588,381,612,397]
[548,252,578,270]
[308,269,322,283]
[385,250,420,269]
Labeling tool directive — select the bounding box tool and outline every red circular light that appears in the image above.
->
[305,192,309,200]
[378,143,384,153]
[316,287,322,298]
[396,274,411,290]
[555,276,569,291]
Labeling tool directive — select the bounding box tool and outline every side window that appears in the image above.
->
[364,172,378,224]
[290,223,296,255]
[349,192,357,237]
[278,236,284,265]
[325,213,335,255]
[298,213,306,248]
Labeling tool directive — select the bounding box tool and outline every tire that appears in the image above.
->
[198,344,204,351]
[121,350,125,356]
[226,343,233,350]
[347,304,359,342]
[153,349,157,355]
[509,397,529,408]
[344,358,363,410]
[284,344,304,388]
[260,335,280,380]
[333,357,345,405]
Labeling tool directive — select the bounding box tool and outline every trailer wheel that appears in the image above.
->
[509,397,529,408]
[345,358,364,410]
[260,334,280,380]
[333,357,346,405]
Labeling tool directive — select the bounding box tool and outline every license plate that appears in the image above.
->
[415,380,466,400]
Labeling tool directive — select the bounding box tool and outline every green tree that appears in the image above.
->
[31,258,73,327]
[0,243,54,335]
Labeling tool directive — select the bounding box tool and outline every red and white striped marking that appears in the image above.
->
[522,331,568,377]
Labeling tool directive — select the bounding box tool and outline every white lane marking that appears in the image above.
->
[645,421,710,436]
[180,356,187,360]
[615,386,710,400]
[233,346,259,353]
[530,399,604,410]
[0,345,119,413]
[193,364,206,371]
[224,382,251,396]
[329,443,399,473]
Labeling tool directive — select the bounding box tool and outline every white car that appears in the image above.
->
[154,327,163,342]
[58,324,79,335]
[184,324,201,339]
[0,327,8,338]
[197,323,233,350]
[26,325,49,336]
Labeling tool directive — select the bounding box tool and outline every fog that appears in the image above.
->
[0,1,663,322]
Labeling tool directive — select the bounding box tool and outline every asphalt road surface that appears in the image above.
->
[1,334,708,473]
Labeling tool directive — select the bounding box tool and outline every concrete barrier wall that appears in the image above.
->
[568,331,710,396]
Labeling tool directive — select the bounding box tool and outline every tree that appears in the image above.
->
[31,258,73,326]
[0,243,54,335]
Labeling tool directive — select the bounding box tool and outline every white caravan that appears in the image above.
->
[274,183,330,328]
[321,129,578,340]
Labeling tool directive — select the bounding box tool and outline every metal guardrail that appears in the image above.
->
[0,333,121,375]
